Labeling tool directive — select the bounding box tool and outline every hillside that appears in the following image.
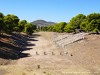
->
[31,20,55,27]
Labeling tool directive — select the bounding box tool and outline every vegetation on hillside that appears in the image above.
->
[1,12,100,34]
[41,13,100,33]
[0,12,36,35]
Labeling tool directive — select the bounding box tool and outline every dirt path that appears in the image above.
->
[0,32,99,75]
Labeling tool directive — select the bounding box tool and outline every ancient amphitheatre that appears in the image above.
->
[0,32,100,75]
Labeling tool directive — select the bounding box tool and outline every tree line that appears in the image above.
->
[0,12,36,35]
[1,12,100,34]
[41,13,100,33]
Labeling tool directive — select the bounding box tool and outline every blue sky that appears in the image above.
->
[0,0,100,22]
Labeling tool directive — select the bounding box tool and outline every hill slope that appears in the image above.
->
[31,20,55,27]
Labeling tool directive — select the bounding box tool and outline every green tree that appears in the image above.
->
[65,14,86,32]
[24,23,34,35]
[80,13,100,33]
[52,22,67,32]
[57,22,67,32]
[41,26,48,31]
[18,20,27,32]
[80,19,88,32]
[32,24,37,30]
[64,24,73,33]
[52,23,58,32]
[47,25,53,31]
[4,14,19,33]
[0,12,4,34]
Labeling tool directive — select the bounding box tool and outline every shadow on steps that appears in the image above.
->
[0,33,40,60]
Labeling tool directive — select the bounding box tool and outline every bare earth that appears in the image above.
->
[0,32,100,75]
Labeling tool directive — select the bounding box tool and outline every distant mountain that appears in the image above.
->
[31,20,55,27]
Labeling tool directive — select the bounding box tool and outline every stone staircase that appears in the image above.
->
[54,33,88,49]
